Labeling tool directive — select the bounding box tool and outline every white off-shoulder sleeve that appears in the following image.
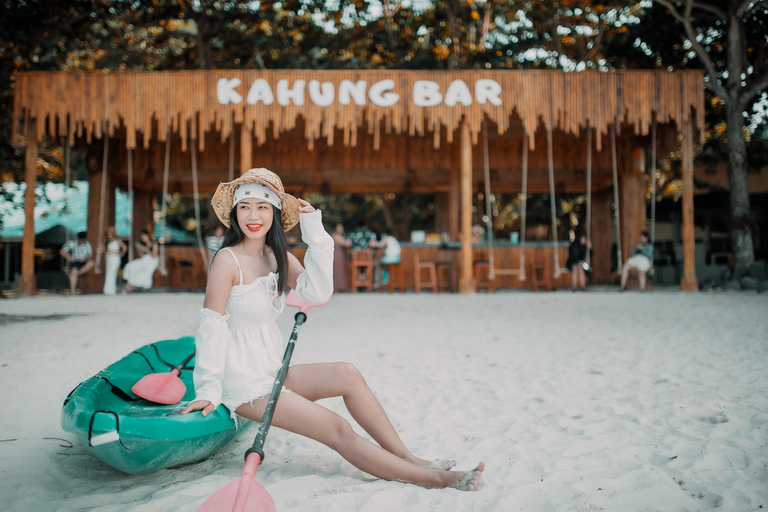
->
[192,308,230,408]
[294,210,334,303]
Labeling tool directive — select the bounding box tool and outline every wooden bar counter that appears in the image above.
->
[153,241,572,293]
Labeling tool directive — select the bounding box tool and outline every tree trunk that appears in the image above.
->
[725,102,754,274]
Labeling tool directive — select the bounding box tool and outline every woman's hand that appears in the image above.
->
[297,198,316,214]
[181,400,216,417]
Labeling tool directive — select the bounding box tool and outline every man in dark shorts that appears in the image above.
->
[59,231,94,295]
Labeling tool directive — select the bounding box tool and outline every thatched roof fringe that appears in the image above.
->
[12,70,705,152]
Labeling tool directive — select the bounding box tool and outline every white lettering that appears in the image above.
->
[339,80,367,105]
[217,78,242,105]
[276,79,306,106]
[444,80,473,107]
[218,77,503,108]
[368,79,399,107]
[413,80,442,107]
[475,79,502,106]
[246,78,274,105]
[308,80,335,107]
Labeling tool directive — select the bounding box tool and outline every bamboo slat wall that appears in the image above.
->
[13,70,705,153]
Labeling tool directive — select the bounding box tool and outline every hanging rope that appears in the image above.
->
[229,117,236,182]
[547,128,564,277]
[650,118,657,246]
[481,121,527,281]
[127,148,134,261]
[585,127,592,266]
[611,124,622,269]
[158,130,171,276]
[190,133,208,270]
[64,134,74,247]
[94,128,108,274]
[482,121,495,280]
[518,135,528,280]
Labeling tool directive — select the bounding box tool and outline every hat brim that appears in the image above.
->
[211,170,300,232]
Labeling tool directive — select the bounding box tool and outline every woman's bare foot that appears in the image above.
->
[407,455,456,471]
[427,459,457,471]
[447,462,485,491]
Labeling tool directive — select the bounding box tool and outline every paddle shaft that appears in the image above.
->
[244,311,306,462]
[172,350,196,375]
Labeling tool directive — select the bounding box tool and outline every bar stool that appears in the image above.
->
[473,260,496,293]
[413,254,437,293]
[378,262,404,293]
[351,250,374,293]
[529,253,552,292]
[435,261,455,292]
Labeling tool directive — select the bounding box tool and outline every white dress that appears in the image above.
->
[192,211,335,418]
[122,246,159,289]
[103,240,122,295]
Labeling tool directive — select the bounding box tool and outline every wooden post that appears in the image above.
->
[459,120,474,293]
[81,160,111,294]
[240,123,252,174]
[590,190,613,283]
[132,189,155,242]
[19,119,37,296]
[449,163,460,241]
[681,119,698,291]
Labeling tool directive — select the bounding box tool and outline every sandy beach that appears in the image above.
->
[1,289,767,511]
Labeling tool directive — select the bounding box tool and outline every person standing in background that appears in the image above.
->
[102,226,127,295]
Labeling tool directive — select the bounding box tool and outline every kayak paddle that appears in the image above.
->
[131,350,196,404]
[198,290,328,512]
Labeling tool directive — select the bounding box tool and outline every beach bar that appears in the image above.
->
[12,69,705,295]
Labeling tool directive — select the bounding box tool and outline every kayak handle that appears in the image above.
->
[88,410,120,447]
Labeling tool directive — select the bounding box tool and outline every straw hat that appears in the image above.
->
[211,168,300,231]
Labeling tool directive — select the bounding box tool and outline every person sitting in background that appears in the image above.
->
[375,229,401,286]
[331,223,352,292]
[122,230,159,293]
[206,225,225,261]
[59,231,94,296]
[566,233,592,292]
[348,221,377,251]
[619,230,654,292]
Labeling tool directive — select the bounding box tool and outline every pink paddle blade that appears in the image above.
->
[131,368,186,405]
[285,289,328,313]
[198,454,275,512]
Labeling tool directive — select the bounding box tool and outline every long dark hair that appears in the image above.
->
[216,205,289,293]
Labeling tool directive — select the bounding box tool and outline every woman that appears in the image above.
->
[122,230,159,293]
[181,168,484,491]
[102,226,127,295]
[566,233,591,291]
[330,222,351,292]
[619,231,653,291]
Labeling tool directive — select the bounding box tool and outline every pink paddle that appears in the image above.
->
[198,290,328,512]
[131,351,195,404]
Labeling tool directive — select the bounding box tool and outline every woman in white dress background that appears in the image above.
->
[122,230,159,293]
[102,226,127,295]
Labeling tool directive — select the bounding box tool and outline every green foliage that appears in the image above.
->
[2,0,765,239]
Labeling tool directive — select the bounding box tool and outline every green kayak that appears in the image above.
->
[61,336,251,475]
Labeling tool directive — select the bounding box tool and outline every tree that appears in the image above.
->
[651,0,768,272]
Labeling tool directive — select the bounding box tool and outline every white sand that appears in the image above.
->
[1,289,767,511]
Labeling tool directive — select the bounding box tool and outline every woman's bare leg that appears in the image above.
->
[620,262,631,288]
[236,390,483,490]
[282,363,452,469]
